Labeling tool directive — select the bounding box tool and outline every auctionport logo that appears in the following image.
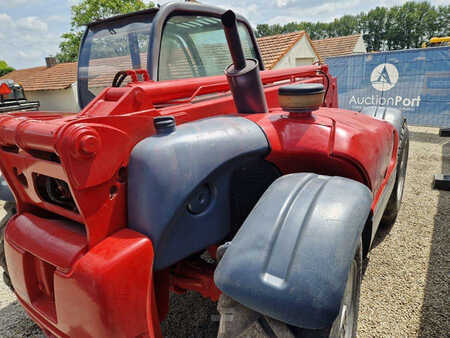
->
[348,62,421,110]
[370,63,399,91]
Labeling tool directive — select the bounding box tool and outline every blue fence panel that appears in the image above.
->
[327,47,450,127]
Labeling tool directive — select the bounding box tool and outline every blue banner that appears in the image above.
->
[327,47,450,127]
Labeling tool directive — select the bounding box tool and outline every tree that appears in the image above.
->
[360,6,388,51]
[0,61,15,77]
[57,32,84,63]
[255,1,449,52]
[330,15,360,37]
[56,0,154,63]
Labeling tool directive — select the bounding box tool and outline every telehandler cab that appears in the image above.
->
[0,2,408,337]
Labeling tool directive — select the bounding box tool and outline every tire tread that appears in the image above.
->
[0,201,15,291]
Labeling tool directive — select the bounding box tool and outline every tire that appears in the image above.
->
[217,240,363,338]
[381,120,409,227]
[0,201,16,292]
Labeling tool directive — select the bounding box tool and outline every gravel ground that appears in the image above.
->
[0,125,448,337]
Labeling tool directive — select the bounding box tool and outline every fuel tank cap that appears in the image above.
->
[278,83,325,114]
[154,116,176,134]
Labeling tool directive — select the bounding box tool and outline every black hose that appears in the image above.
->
[317,70,330,103]
[112,71,128,87]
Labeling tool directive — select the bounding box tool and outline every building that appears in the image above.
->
[0,58,79,112]
[2,33,362,112]
[312,34,366,61]
[257,31,321,70]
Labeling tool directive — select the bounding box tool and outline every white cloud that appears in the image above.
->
[268,15,300,25]
[2,0,27,7]
[0,13,14,28]
[0,14,48,33]
[275,0,295,8]
[16,16,48,32]
[47,15,67,24]
[18,49,43,60]
[0,14,61,68]
[2,0,40,9]
[269,0,364,22]
[228,4,259,25]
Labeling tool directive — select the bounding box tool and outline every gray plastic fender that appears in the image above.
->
[359,106,404,137]
[0,173,14,202]
[214,173,372,329]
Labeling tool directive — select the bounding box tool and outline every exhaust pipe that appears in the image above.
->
[221,10,268,114]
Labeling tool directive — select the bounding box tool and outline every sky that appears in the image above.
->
[1,0,449,69]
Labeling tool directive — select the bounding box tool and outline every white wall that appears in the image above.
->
[353,35,367,54]
[26,82,80,113]
[273,36,318,70]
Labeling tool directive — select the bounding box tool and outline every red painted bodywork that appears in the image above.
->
[0,65,396,337]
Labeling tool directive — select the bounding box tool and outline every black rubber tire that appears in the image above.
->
[217,240,363,338]
[380,121,409,227]
[0,201,16,292]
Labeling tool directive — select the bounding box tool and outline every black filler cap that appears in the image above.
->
[154,116,176,134]
[278,83,324,96]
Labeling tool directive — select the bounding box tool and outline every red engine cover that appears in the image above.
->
[248,107,395,196]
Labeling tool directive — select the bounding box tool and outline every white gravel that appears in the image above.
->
[357,126,449,337]
[0,125,448,337]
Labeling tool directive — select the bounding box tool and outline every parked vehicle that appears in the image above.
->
[0,79,39,113]
[0,3,408,337]
[421,36,450,48]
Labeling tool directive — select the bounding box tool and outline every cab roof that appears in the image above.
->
[87,2,249,28]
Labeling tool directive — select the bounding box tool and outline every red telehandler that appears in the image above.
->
[0,3,408,337]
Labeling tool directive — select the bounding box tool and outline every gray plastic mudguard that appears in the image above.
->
[359,106,404,136]
[128,116,269,270]
[0,173,14,202]
[214,173,372,329]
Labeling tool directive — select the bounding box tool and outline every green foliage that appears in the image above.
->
[56,0,154,63]
[56,32,84,63]
[255,1,450,52]
[70,0,149,27]
[0,60,15,77]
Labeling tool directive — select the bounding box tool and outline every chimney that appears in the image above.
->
[45,57,57,68]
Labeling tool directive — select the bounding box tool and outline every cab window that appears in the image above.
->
[159,15,257,81]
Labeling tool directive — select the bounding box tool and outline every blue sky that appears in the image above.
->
[1,0,449,69]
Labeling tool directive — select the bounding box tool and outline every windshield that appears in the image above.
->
[78,13,154,104]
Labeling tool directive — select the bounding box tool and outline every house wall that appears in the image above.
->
[26,82,79,113]
[353,35,367,54]
[273,36,318,70]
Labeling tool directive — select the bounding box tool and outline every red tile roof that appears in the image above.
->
[257,31,322,69]
[0,62,78,92]
[257,31,305,69]
[312,34,362,60]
